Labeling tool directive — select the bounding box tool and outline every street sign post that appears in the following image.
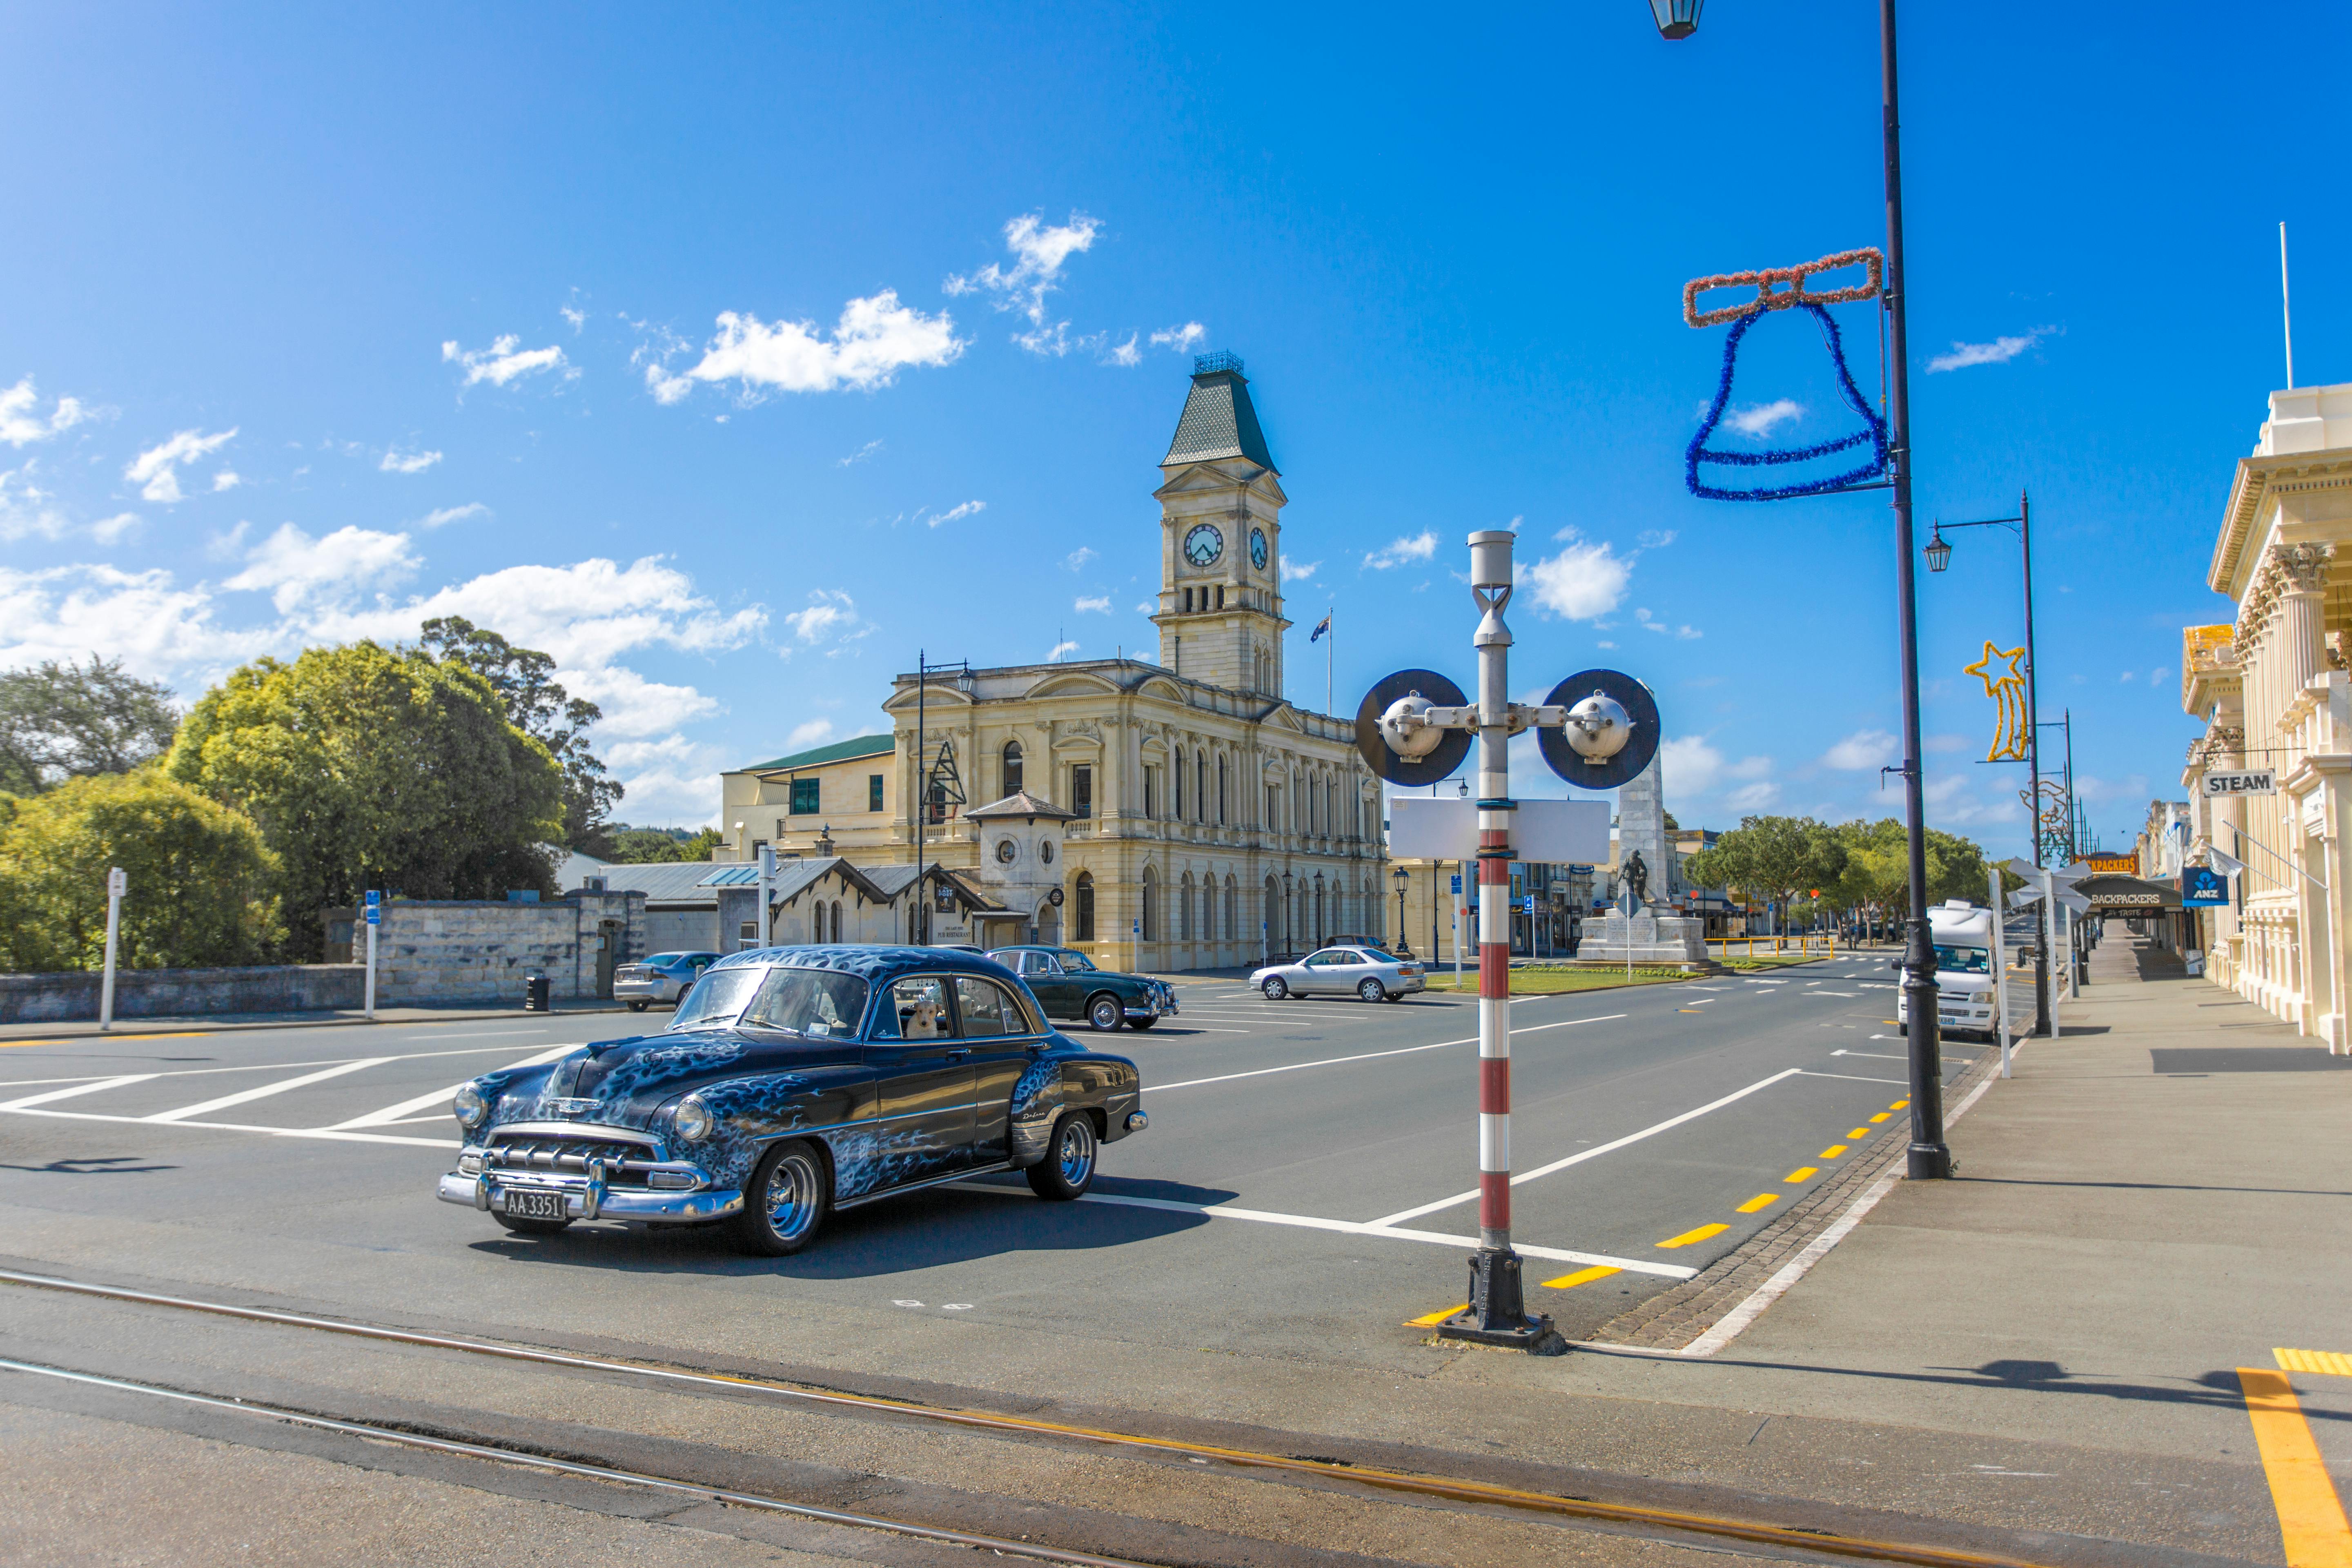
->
[364,890,381,1020]
[99,867,126,1033]
[1987,865,2011,1079]
[1354,530,1662,1355]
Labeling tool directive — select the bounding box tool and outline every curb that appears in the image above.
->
[0,1004,634,1043]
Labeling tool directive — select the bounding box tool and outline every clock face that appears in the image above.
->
[1250,528,1268,569]
[1183,523,1223,566]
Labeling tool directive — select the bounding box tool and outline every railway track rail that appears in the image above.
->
[0,1267,2109,1568]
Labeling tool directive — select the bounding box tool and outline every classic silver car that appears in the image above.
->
[613,950,722,1011]
[1250,944,1426,1002]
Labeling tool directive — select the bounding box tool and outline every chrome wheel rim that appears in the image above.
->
[1056,1118,1096,1186]
[1090,999,1120,1029]
[1263,979,1284,998]
[763,1152,820,1241]
[1359,980,1382,1002]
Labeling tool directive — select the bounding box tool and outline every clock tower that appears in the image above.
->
[1152,352,1292,700]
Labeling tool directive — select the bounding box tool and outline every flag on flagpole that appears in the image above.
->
[1310,613,1332,642]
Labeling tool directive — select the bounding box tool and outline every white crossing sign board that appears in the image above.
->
[107,867,127,898]
[2202,769,2276,797]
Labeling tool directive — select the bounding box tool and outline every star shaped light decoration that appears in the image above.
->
[1962,641,2027,696]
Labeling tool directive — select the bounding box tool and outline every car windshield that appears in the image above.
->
[1056,950,1097,971]
[1356,947,1399,962]
[646,952,687,966]
[741,967,871,1037]
[1935,944,1991,975]
[668,967,764,1029]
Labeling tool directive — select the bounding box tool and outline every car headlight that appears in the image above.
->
[671,1094,713,1143]
[453,1083,489,1129]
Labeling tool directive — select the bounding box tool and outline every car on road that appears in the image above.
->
[1896,900,2000,1039]
[985,945,1178,1031]
[437,945,1147,1255]
[1252,945,1425,1002]
[613,950,722,1011]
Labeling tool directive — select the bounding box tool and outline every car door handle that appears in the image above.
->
[944,1048,971,1062]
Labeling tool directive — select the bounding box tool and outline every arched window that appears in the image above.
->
[1196,753,1207,822]
[1263,875,1281,951]
[1075,873,1096,942]
[1141,866,1158,942]
[1224,875,1237,942]
[1179,873,1193,940]
[832,900,844,942]
[1173,747,1183,819]
[1003,740,1023,797]
[1217,756,1228,823]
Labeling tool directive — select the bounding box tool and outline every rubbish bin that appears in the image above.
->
[523,973,551,1011]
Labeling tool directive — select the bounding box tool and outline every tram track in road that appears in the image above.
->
[0,1265,2126,1568]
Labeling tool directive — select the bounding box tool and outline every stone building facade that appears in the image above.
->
[2180,382,2352,1051]
[717,354,1384,971]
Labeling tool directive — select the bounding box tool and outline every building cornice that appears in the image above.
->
[2212,452,2352,596]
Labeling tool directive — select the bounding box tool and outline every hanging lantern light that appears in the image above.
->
[1924,526,1953,573]
[1647,0,1703,39]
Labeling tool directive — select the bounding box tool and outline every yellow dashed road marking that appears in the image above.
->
[1821,1144,1848,1158]
[1848,1127,1870,1139]
[1657,1223,1729,1249]
[1543,1266,1623,1289]
[1784,1166,1818,1183]
[1736,1193,1779,1214]
[1869,1112,1892,1123]
[2237,1368,2352,1566]
[1407,1303,1468,1327]
[1890,1099,1909,1110]
[2278,1349,2352,1378]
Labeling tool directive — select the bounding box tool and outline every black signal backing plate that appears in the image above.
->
[1537,668,1659,791]
[1354,668,1472,787]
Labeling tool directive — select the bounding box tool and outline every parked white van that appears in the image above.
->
[1895,900,1999,1040]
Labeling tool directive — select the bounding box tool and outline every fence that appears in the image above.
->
[1708,932,1837,959]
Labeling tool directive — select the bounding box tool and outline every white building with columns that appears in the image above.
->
[2182,382,2352,1050]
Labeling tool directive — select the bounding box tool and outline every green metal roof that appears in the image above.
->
[1163,354,1277,472]
[741,733,895,773]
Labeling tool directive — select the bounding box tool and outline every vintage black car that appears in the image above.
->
[984,945,1178,1031]
[436,946,1146,1255]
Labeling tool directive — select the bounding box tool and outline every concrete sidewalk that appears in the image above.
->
[0,996,632,1042]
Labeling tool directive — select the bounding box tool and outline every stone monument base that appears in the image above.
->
[1575,908,1712,968]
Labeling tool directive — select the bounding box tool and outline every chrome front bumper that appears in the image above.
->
[1125,985,1180,1019]
[437,1170,743,1223]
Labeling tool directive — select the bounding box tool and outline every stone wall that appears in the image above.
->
[0,964,364,1024]
[372,891,646,1005]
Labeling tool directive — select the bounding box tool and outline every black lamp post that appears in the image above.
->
[1393,865,1412,956]
[1923,493,2049,1037]
[1656,0,1951,1178]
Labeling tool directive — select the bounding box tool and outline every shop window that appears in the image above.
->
[1075,873,1096,941]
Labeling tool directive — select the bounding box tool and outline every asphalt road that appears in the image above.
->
[0,957,2017,1353]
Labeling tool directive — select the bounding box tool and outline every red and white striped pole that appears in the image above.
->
[1442,529,1560,1351]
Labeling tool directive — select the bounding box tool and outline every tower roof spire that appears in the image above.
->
[1162,351,1277,472]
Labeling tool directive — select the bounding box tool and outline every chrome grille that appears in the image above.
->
[483,1132,662,1181]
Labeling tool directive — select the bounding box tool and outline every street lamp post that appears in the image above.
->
[1925,492,2051,1036]
[1657,0,1950,1177]
[1393,864,1412,956]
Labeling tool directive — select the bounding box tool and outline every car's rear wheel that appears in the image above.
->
[627,1000,648,1012]
[1086,994,1124,1031]
[494,1214,571,1236]
[1358,978,1387,1003]
[1025,1111,1098,1200]
[733,1140,829,1256]
[1261,976,1289,1000]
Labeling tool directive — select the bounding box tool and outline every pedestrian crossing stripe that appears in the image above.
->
[2276,1348,2352,1377]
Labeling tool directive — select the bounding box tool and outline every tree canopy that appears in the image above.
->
[0,770,282,972]
[1683,813,2001,924]
[418,617,620,856]
[608,826,722,864]
[168,642,564,959]
[0,656,179,795]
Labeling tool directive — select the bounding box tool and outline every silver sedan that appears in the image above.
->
[1250,945,1425,1002]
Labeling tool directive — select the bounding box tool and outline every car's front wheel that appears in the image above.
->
[1026,1111,1098,1200]
[627,1000,648,1012]
[1086,994,1124,1031]
[1261,976,1289,1000]
[1358,978,1388,1003]
[733,1140,830,1256]
[494,1213,571,1236]
[1125,1016,1158,1029]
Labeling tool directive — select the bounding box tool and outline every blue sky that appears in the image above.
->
[2,2,2341,856]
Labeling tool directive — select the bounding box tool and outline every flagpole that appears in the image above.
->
[1325,603,1334,716]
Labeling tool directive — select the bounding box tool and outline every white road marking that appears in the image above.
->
[1363,1067,1809,1229]
[1797,1069,1906,1085]
[1829,1049,1907,1060]
[0,1040,597,1093]
[1146,1015,1625,1094]
[0,1105,457,1149]
[0,1075,157,1111]
[1803,991,1858,997]
[330,1041,582,1129]
[942,1182,1696,1280]
[144,1058,392,1123]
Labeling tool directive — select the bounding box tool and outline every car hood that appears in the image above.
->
[543,1027,863,1123]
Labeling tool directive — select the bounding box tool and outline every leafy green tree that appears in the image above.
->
[167,642,564,960]
[607,826,723,864]
[1686,815,1846,931]
[0,771,282,972]
[418,617,621,856]
[0,656,180,795]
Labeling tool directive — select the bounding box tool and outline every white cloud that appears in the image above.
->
[1822,728,1898,770]
[0,376,91,446]
[946,213,1101,331]
[837,439,884,467]
[225,523,420,614]
[1661,735,1725,794]
[2150,666,2171,687]
[561,664,720,739]
[785,718,836,751]
[1075,595,1112,614]
[2118,669,2134,683]
[418,502,491,530]
[1104,334,1142,367]
[211,470,242,492]
[441,335,571,388]
[1595,639,1616,649]
[1659,735,1778,820]
[782,588,858,646]
[657,294,965,401]
[1633,607,1702,639]
[125,428,237,503]
[1281,559,1321,582]
[0,563,274,679]
[1064,546,1098,571]
[560,305,587,332]
[1927,329,2048,374]
[1524,536,1629,620]
[1364,531,1438,571]
[1134,601,1153,615]
[1149,322,1207,354]
[91,512,140,545]
[1724,781,1780,811]
[1725,399,1803,437]
[1047,639,1080,662]
[927,500,985,528]
[1637,529,1677,549]
[381,448,443,474]
[0,462,69,541]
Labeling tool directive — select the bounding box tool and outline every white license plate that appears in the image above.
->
[505,1187,566,1221]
